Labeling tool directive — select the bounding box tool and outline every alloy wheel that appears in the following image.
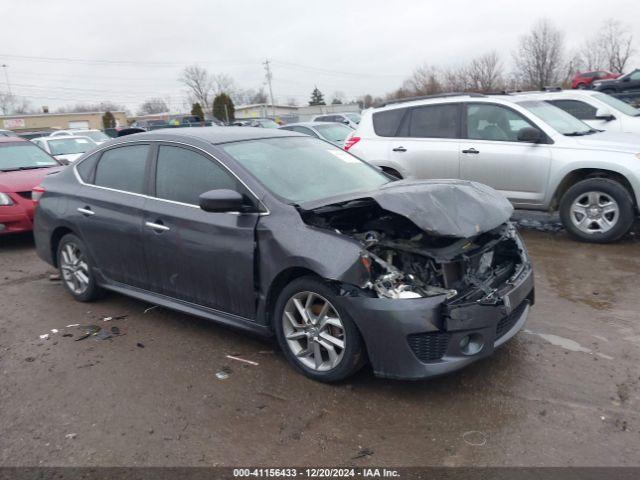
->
[282,291,346,372]
[60,242,90,295]
[569,191,619,235]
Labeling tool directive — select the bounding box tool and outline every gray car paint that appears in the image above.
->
[33,127,533,379]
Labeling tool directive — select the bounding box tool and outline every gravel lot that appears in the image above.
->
[1,226,639,467]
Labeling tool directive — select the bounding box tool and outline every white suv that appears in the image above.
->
[510,90,640,134]
[347,93,640,243]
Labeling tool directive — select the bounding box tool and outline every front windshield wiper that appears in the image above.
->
[564,131,590,136]
[0,165,55,172]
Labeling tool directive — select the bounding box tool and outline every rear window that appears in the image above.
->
[408,104,460,138]
[372,108,406,137]
[94,145,149,194]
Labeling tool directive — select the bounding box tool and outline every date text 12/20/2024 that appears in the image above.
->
[233,468,400,478]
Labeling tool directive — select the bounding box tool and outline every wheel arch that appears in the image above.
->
[50,226,77,267]
[550,168,637,211]
[263,267,322,330]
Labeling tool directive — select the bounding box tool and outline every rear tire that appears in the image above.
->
[57,233,102,302]
[273,276,366,382]
[559,178,634,243]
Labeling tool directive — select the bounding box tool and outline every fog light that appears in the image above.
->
[460,333,484,356]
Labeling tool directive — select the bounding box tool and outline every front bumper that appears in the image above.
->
[338,266,534,380]
[0,195,36,235]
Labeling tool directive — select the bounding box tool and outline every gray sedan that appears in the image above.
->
[279,121,354,146]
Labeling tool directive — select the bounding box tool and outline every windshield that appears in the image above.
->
[593,93,640,117]
[48,138,95,156]
[517,100,595,135]
[345,113,361,123]
[77,130,110,142]
[315,123,353,144]
[0,143,59,171]
[221,137,390,204]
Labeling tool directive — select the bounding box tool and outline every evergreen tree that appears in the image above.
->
[309,87,326,106]
[102,111,115,129]
[212,93,235,123]
[191,102,205,124]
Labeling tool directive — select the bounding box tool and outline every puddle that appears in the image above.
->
[524,329,613,360]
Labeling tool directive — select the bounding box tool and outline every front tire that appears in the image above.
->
[57,233,102,301]
[559,178,635,243]
[273,276,366,382]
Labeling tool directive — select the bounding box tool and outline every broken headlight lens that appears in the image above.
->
[0,192,14,206]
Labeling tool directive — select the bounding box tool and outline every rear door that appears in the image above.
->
[387,103,461,179]
[142,144,259,318]
[74,144,152,287]
[460,102,552,207]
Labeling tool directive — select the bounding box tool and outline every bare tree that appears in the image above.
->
[441,65,471,92]
[468,51,502,92]
[600,19,635,74]
[0,92,16,115]
[179,65,214,113]
[137,97,169,115]
[212,73,237,97]
[408,64,442,95]
[513,18,565,90]
[578,38,606,71]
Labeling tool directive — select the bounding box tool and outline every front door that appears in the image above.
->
[459,103,552,207]
[142,144,259,319]
[387,103,461,179]
[74,144,152,287]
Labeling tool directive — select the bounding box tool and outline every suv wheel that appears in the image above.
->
[273,276,366,382]
[559,178,634,243]
[57,233,102,301]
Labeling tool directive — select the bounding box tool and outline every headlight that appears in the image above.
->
[0,192,14,206]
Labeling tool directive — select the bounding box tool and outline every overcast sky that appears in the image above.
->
[0,0,638,114]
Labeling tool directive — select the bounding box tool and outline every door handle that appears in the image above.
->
[392,146,407,152]
[77,207,95,216]
[145,221,170,232]
[462,148,479,154]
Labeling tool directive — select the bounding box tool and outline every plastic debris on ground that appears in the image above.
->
[225,355,259,366]
[39,334,49,340]
[352,447,374,459]
[215,366,232,380]
[48,273,61,281]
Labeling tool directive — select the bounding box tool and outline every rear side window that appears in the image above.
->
[372,108,406,137]
[547,100,597,120]
[155,145,240,205]
[76,153,99,182]
[94,145,149,194]
[408,104,459,138]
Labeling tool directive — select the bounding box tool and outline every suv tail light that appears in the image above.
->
[344,136,361,151]
[32,185,45,203]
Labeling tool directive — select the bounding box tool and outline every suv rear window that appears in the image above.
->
[372,108,406,137]
[408,104,459,138]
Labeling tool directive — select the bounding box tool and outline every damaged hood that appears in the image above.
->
[301,179,513,238]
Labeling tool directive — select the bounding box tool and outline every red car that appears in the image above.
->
[0,137,62,235]
[571,70,620,89]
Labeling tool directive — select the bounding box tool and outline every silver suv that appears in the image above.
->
[347,93,640,243]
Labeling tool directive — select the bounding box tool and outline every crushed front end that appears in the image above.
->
[300,192,534,379]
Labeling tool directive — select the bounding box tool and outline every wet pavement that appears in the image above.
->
[1,227,639,467]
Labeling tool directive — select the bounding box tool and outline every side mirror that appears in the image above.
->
[622,76,630,82]
[517,126,542,143]
[595,108,615,121]
[342,119,350,125]
[199,189,247,213]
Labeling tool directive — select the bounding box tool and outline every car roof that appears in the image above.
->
[112,126,305,145]
[0,136,28,144]
[505,90,602,102]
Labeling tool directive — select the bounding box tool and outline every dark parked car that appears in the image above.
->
[594,69,640,93]
[33,128,534,382]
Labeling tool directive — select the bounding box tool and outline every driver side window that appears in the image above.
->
[466,104,534,142]
[155,145,242,206]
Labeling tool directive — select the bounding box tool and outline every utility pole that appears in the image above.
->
[1,64,12,95]
[263,59,276,119]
